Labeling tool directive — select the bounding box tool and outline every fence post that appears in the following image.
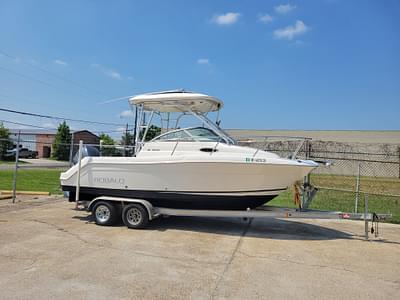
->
[306,139,311,159]
[301,139,311,209]
[75,140,83,207]
[99,140,103,156]
[354,162,361,213]
[398,146,400,179]
[12,131,21,203]
[69,132,74,166]
[364,194,369,240]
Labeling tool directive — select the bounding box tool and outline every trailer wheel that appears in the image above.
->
[122,204,149,229]
[92,201,117,226]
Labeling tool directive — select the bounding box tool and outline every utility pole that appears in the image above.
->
[124,123,128,156]
[12,131,21,203]
[354,162,361,213]
[133,106,138,155]
[69,131,74,166]
[75,140,83,208]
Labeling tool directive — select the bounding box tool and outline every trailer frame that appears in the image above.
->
[80,195,391,239]
[73,140,391,239]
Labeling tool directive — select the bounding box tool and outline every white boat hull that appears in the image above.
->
[61,157,316,209]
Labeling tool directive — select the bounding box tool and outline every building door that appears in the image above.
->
[43,146,51,158]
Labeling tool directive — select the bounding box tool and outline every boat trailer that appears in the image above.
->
[77,191,391,240]
[72,139,391,239]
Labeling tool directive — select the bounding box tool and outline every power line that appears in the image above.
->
[0,92,40,105]
[0,92,133,121]
[98,95,134,104]
[0,107,131,127]
[0,65,71,92]
[0,49,110,99]
[0,65,104,101]
[0,119,133,134]
[0,64,109,102]
[0,119,53,130]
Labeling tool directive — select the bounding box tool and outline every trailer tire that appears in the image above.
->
[122,204,149,229]
[92,201,118,226]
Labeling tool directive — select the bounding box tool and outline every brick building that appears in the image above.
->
[72,130,100,146]
[36,132,55,158]
[9,129,56,158]
[71,130,100,156]
[8,129,99,158]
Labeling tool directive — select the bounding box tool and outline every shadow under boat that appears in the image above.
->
[72,210,356,241]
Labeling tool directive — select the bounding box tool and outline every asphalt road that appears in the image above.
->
[0,197,399,299]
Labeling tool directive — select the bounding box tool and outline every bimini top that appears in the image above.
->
[129,89,223,113]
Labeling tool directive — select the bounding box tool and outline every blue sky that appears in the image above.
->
[0,0,399,136]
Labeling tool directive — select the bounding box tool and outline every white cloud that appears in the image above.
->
[91,63,122,80]
[107,70,122,80]
[116,126,127,132]
[275,4,296,14]
[212,12,240,25]
[127,76,134,80]
[69,125,79,131]
[273,20,309,40]
[197,58,210,65]
[54,59,68,66]
[119,110,134,118]
[0,53,21,63]
[259,14,273,23]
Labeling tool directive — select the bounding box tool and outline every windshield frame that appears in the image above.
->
[150,127,223,143]
[132,102,236,155]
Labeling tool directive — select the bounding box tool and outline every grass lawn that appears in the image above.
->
[310,173,400,196]
[0,160,27,165]
[269,173,399,224]
[0,161,16,165]
[270,189,400,224]
[0,169,63,195]
[0,169,399,223]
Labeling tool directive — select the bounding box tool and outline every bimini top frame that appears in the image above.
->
[129,90,235,154]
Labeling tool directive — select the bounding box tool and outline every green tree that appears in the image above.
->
[52,121,71,161]
[120,131,134,156]
[121,131,134,146]
[0,123,12,160]
[121,125,161,146]
[99,133,117,156]
[139,125,161,141]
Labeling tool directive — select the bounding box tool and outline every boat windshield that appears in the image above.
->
[152,127,222,142]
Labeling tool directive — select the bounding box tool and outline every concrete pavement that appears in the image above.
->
[0,158,69,170]
[0,197,399,299]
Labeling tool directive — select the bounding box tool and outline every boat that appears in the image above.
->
[60,90,318,210]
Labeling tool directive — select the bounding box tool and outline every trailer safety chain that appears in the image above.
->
[371,213,379,237]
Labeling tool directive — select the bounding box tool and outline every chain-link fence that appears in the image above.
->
[240,137,400,223]
[0,136,135,203]
[2,135,399,223]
